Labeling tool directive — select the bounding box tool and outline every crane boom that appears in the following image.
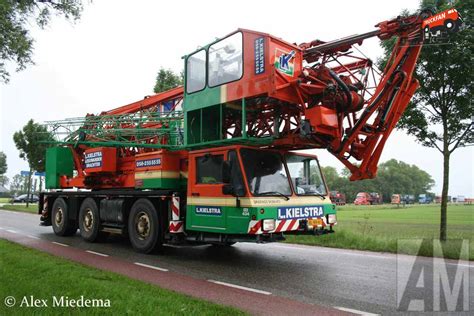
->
[44,9,461,185]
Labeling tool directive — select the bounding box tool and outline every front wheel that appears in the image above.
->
[128,198,162,254]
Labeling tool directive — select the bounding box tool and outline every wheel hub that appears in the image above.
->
[83,209,94,232]
[136,212,151,240]
[55,207,63,226]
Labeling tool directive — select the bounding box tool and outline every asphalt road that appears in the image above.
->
[0,209,472,315]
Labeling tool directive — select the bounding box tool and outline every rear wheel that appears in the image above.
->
[128,198,162,253]
[79,198,102,242]
[51,197,77,236]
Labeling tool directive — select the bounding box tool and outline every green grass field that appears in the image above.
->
[285,204,474,260]
[0,203,38,213]
[0,239,245,315]
[0,197,11,203]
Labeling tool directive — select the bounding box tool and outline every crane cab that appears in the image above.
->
[183,29,304,147]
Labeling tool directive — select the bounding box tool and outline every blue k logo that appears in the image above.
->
[279,50,295,70]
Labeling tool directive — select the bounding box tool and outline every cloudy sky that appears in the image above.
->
[0,0,472,196]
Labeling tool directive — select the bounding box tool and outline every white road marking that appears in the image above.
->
[272,244,473,268]
[272,244,392,259]
[334,306,379,315]
[0,227,4,230]
[446,262,473,268]
[86,250,109,257]
[52,241,69,247]
[134,262,169,272]
[27,235,40,239]
[6,229,17,234]
[208,280,272,295]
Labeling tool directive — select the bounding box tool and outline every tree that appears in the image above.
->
[0,175,9,187]
[10,174,26,195]
[376,159,434,201]
[0,0,83,83]
[379,0,473,240]
[153,68,183,93]
[0,151,6,175]
[0,151,7,188]
[13,119,55,206]
[320,166,340,189]
[323,159,434,203]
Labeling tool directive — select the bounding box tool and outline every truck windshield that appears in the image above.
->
[285,154,327,196]
[240,148,291,197]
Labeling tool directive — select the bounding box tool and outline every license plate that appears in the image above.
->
[308,218,322,227]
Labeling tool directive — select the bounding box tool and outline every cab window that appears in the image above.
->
[208,32,243,87]
[285,154,327,196]
[196,154,224,184]
[240,148,291,196]
[186,49,206,93]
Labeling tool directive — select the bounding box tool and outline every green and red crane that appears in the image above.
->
[39,9,460,253]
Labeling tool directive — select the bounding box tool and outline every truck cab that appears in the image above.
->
[354,192,371,205]
[185,145,336,242]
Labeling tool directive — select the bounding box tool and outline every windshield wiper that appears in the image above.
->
[256,191,290,201]
[300,192,326,200]
[314,193,326,200]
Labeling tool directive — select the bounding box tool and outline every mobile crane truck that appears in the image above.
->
[38,9,459,253]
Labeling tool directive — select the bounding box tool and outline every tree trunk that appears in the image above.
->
[439,148,450,241]
[26,168,32,208]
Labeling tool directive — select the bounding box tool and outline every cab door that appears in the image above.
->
[186,150,228,232]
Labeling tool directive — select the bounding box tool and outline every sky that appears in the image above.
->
[0,0,472,196]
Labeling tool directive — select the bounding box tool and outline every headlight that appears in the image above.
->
[262,219,276,231]
[327,214,337,224]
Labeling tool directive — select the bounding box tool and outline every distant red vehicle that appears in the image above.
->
[422,8,462,39]
[330,191,346,205]
[354,192,383,205]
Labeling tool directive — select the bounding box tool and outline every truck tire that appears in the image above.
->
[51,197,77,236]
[79,198,102,242]
[128,198,162,253]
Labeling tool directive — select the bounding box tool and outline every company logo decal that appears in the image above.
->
[195,206,222,216]
[254,37,265,74]
[422,8,462,41]
[84,151,102,169]
[277,205,324,219]
[275,49,295,76]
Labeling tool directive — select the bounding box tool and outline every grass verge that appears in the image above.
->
[0,239,246,315]
[0,204,38,214]
[285,204,474,260]
[0,198,11,203]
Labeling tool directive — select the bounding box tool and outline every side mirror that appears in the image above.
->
[222,184,234,195]
[222,161,231,183]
